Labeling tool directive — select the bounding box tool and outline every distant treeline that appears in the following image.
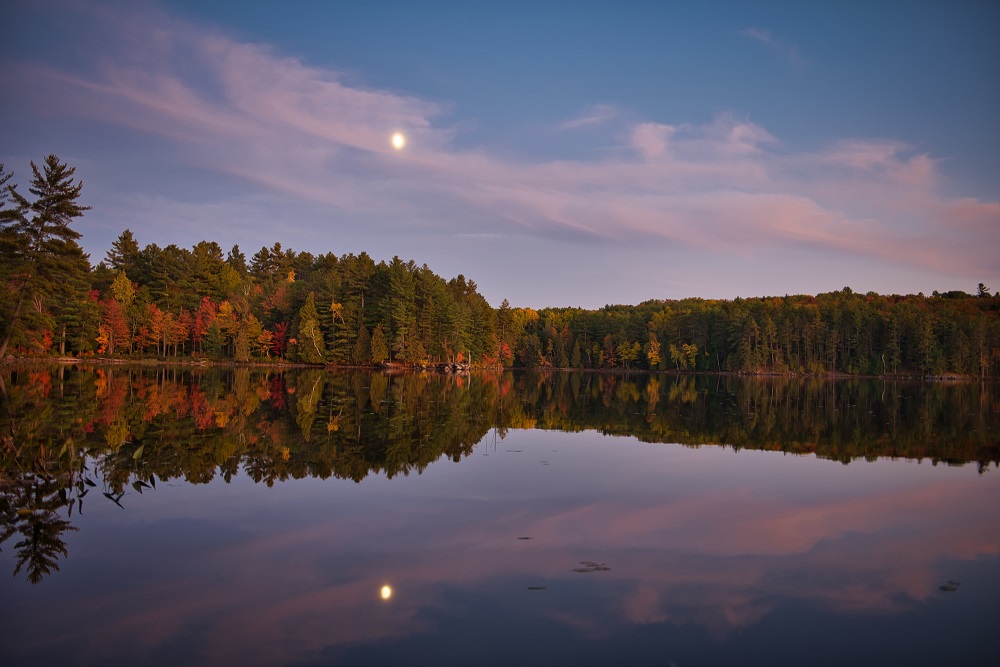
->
[514,287,1000,377]
[2,155,999,376]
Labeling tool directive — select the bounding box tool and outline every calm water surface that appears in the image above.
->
[1,366,998,666]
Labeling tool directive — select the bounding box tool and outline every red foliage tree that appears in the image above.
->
[98,299,129,355]
[191,296,217,354]
[271,321,289,358]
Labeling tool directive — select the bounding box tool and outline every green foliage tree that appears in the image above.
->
[618,339,640,369]
[0,155,91,358]
[352,322,371,364]
[226,244,248,275]
[296,292,326,363]
[204,321,224,358]
[105,229,141,278]
[370,323,389,363]
[110,270,135,306]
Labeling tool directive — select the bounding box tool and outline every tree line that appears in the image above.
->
[2,154,998,376]
[510,287,1000,377]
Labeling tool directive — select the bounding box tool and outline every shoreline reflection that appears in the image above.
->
[1,366,999,666]
[2,433,997,666]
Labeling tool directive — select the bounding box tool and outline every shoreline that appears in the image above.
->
[0,354,987,382]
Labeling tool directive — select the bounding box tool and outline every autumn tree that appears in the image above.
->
[257,327,274,358]
[296,292,326,363]
[271,321,289,358]
[645,332,662,369]
[618,340,641,369]
[237,314,263,362]
[97,299,128,355]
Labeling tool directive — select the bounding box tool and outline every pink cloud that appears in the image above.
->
[5,1,998,294]
[560,103,619,130]
[630,122,676,160]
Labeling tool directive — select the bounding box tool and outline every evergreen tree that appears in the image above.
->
[405,338,427,364]
[0,155,91,358]
[189,240,227,299]
[0,164,12,208]
[371,324,389,364]
[352,322,371,364]
[388,257,416,361]
[226,244,248,275]
[105,229,141,278]
[48,248,98,355]
[204,321,224,358]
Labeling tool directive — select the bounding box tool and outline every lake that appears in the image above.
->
[1,365,998,666]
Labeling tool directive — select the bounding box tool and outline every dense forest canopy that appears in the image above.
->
[2,155,999,376]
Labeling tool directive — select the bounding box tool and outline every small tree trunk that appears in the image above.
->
[0,279,29,358]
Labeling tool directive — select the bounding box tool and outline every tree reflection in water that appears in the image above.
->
[1,364,998,582]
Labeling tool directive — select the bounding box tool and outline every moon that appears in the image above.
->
[391,132,406,150]
[380,585,393,600]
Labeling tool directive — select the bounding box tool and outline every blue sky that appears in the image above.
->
[2,0,998,308]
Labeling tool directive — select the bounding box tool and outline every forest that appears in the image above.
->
[2,154,999,377]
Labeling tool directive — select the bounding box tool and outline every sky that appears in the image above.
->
[2,0,998,309]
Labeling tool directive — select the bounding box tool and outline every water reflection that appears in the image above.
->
[1,365,999,665]
[1,365,998,585]
[3,366,996,482]
[4,432,997,666]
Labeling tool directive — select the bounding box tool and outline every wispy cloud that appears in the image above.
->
[740,26,807,71]
[559,103,619,130]
[4,1,997,302]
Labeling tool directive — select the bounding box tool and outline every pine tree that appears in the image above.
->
[204,321,224,358]
[371,324,389,364]
[352,322,371,364]
[105,229,141,277]
[226,244,248,275]
[0,155,91,358]
[388,257,416,361]
[49,248,98,355]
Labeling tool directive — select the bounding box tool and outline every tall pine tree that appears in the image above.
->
[0,156,91,357]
